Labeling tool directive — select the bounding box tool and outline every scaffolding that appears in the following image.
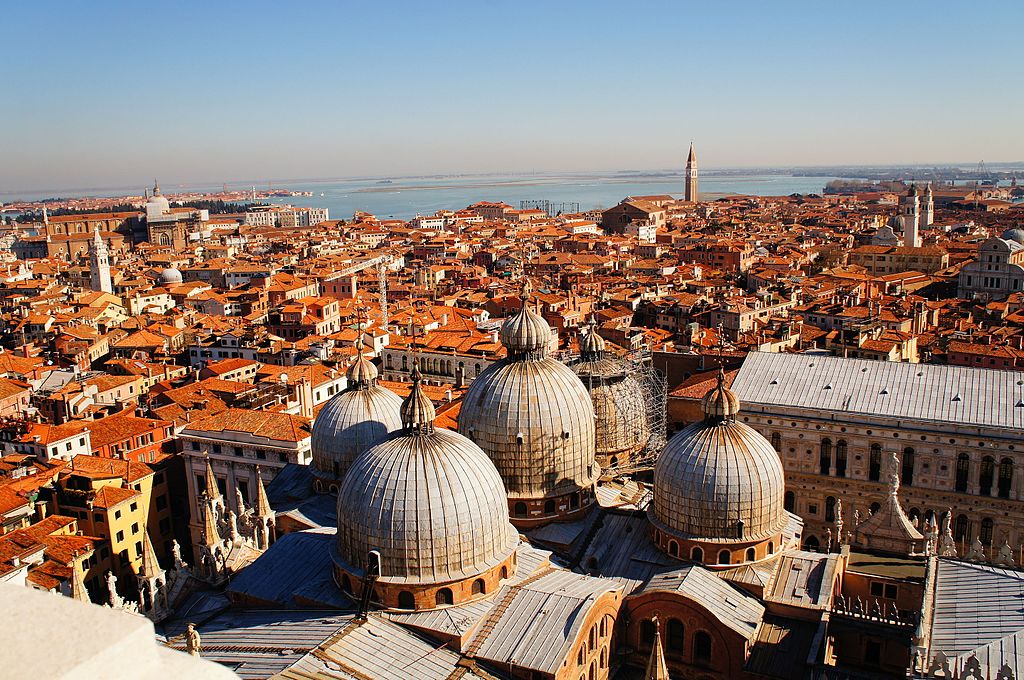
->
[519,199,581,216]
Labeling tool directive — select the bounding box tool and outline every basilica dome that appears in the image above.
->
[650,369,786,565]
[158,267,183,285]
[458,281,598,526]
[1001,227,1024,245]
[573,323,648,468]
[310,346,402,490]
[146,181,171,218]
[334,363,517,609]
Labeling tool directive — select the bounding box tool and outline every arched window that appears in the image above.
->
[767,541,775,555]
[954,514,970,542]
[902,448,915,486]
[981,518,994,546]
[398,591,415,609]
[745,547,756,562]
[784,490,795,512]
[869,444,882,481]
[825,496,836,522]
[835,440,848,478]
[819,439,832,475]
[770,432,781,452]
[401,355,408,370]
[667,618,685,652]
[999,458,1013,499]
[694,631,713,664]
[805,535,820,551]
[718,549,731,565]
[955,453,970,493]
[543,499,556,514]
[668,540,679,557]
[640,619,656,648]
[513,502,528,517]
[981,456,996,496]
[500,566,508,580]
[589,660,596,680]
[870,502,881,515]
[691,546,704,562]
[472,578,486,595]
[435,588,453,606]
[909,508,920,523]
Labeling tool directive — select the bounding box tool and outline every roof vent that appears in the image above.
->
[824,384,832,390]
[1016,399,1024,408]
[952,394,961,402]
[769,379,778,385]
[880,388,889,395]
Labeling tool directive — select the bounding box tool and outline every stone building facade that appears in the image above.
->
[731,352,1024,552]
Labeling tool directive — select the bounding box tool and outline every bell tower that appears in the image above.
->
[685,142,698,202]
[88,225,113,294]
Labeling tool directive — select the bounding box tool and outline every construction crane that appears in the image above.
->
[324,254,394,330]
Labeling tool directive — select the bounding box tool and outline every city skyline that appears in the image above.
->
[3,0,1023,193]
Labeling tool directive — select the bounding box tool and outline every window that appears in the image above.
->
[543,499,555,514]
[981,518,994,546]
[398,591,415,609]
[718,550,730,565]
[869,444,882,481]
[955,453,970,493]
[130,502,138,512]
[135,541,143,557]
[784,491,795,512]
[981,457,995,495]
[999,458,1013,499]
[131,522,139,535]
[865,639,882,666]
[640,620,656,648]
[667,619,685,652]
[212,444,222,454]
[745,547,756,562]
[159,518,170,535]
[902,448,915,486]
[435,588,453,606]
[819,439,832,475]
[156,495,167,511]
[668,540,679,557]
[835,440,848,477]
[115,530,124,542]
[472,578,486,595]
[770,432,781,452]
[954,514,970,542]
[691,546,703,562]
[114,510,122,520]
[513,502,528,518]
[694,631,712,664]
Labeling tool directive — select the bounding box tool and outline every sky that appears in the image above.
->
[2,0,1023,194]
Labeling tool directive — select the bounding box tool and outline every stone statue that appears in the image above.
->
[939,511,957,557]
[227,509,239,542]
[105,571,121,608]
[171,540,184,570]
[887,451,901,497]
[966,536,986,562]
[235,488,246,516]
[997,539,1015,567]
[185,623,201,657]
[826,527,833,552]
[834,498,844,548]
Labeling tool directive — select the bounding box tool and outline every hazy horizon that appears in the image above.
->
[3,0,1022,194]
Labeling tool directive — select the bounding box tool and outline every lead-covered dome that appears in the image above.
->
[573,323,648,467]
[1001,227,1024,245]
[159,267,183,285]
[310,345,402,488]
[458,282,598,524]
[334,364,517,607]
[651,370,786,554]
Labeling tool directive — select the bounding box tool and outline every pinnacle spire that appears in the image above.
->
[203,456,221,500]
[70,561,91,604]
[401,358,435,433]
[252,466,272,519]
[139,532,162,579]
[644,622,670,680]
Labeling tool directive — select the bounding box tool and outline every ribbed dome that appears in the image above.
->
[1001,227,1024,245]
[500,280,551,359]
[575,366,649,462]
[459,359,598,498]
[336,379,517,584]
[701,368,740,419]
[346,341,379,386]
[310,380,403,482]
[579,324,606,361]
[158,267,183,285]
[652,375,785,542]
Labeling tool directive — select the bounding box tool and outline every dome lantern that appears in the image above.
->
[400,360,435,435]
[499,279,552,360]
[701,367,741,423]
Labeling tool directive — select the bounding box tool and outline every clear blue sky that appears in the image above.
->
[2,0,1022,193]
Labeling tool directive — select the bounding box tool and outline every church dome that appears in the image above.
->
[500,280,551,359]
[158,267,183,285]
[146,181,170,218]
[1001,227,1024,245]
[573,324,648,466]
[651,371,786,553]
[310,351,402,487]
[335,364,517,606]
[459,284,598,523]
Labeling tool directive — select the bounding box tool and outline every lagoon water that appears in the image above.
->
[6,172,841,220]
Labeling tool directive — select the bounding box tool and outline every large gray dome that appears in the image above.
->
[574,325,648,464]
[336,372,517,585]
[652,374,786,542]
[310,355,402,483]
[159,267,183,285]
[1001,227,1024,245]
[459,292,597,500]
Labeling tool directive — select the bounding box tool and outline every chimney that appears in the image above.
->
[299,378,314,419]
